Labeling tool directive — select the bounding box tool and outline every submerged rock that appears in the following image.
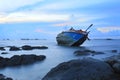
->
[0,54,46,68]
[32,46,48,49]
[9,46,21,51]
[74,49,104,56]
[42,58,116,80]
[0,47,5,51]
[104,55,120,74]
[1,52,9,54]
[111,50,117,53]
[113,63,120,73]
[0,74,13,80]
[74,50,90,56]
[21,45,33,50]
[21,45,48,50]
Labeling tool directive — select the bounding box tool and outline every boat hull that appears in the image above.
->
[56,32,88,46]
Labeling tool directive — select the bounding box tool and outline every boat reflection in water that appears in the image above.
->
[56,24,93,46]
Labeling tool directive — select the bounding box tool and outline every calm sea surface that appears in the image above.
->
[0,39,120,80]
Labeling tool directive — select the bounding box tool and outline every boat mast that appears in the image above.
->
[85,24,93,32]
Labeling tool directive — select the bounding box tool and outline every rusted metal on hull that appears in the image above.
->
[56,32,88,46]
[56,24,92,46]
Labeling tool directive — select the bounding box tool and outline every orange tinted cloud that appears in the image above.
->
[53,22,75,27]
[97,27,120,33]
[35,29,43,32]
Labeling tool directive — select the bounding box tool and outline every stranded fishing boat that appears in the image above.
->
[56,24,93,46]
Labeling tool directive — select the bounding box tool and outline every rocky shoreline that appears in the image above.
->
[0,45,48,51]
[1,54,120,80]
[42,55,120,80]
[0,74,13,80]
[0,54,46,68]
[42,48,120,80]
[0,45,46,80]
[0,45,120,80]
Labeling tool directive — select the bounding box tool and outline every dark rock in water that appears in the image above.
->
[42,58,116,80]
[104,55,120,74]
[33,46,48,49]
[74,50,90,56]
[0,74,13,80]
[1,52,9,54]
[0,74,5,80]
[6,46,13,48]
[104,55,120,66]
[106,38,112,40]
[21,45,48,50]
[0,47,5,51]
[74,49,104,56]
[20,55,36,65]
[95,52,105,54]
[9,46,21,51]
[7,55,22,66]
[111,50,117,53]
[0,54,46,68]
[0,57,9,68]
[35,55,46,61]
[84,49,96,53]
[92,52,105,56]
[113,63,120,73]
[21,45,33,50]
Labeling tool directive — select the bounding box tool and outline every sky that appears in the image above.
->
[0,0,120,39]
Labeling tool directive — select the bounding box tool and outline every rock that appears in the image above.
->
[111,50,117,53]
[92,52,105,56]
[1,52,9,54]
[113,63,120,73]
[104,55,120,74]
[0,47,5,51]
[42,58,116,80]
[21,45,33,50]
[0,74,13,80]
[9,46,21,51]
[104,55,120,66]
[0,54,46,68]
[0,74,5,79]
[74,50,90,56]
[84,49,96,53]
[35,55,46,61]
[20,54,36,65]
[106,38,112,40]
[95,52,105,54]
[0,57,9,68]
[7,55,22,66]
[33,46,48,49]
[21,45,48,50]
[74,49,104,56]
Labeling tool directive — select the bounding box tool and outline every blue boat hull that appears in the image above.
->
[56,32,88,46]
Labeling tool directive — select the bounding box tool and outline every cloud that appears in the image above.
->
[52,14,107,27]
[35,0,110,11]
[0,12,70,23]
[53,22,75,27]
[0,0,112,24]
[97,27,120,33]
[35,28,58,35]
[0,0,43,12]
[35,29,43,33]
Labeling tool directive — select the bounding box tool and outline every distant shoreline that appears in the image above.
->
[0,38,120,41]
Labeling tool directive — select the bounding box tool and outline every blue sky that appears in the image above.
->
[0,0,120,39]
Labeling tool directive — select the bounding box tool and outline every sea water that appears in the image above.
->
[0,39,120,80]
